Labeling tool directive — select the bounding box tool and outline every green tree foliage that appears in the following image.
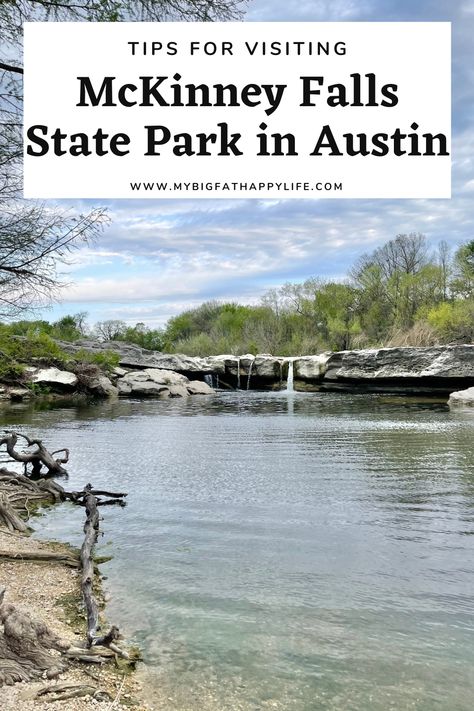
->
[1,234,473,357]
[160,235,474,355]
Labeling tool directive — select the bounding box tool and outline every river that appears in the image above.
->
[1,392,473,710]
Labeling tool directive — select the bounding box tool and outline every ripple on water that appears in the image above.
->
[3,392,474,711]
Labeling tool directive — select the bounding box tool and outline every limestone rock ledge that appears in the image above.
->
[320,346,474,394]
[20,342,471,398]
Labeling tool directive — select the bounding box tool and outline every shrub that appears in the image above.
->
[74,348,120,373]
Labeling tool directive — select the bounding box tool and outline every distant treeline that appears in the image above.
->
[2,233,474,357]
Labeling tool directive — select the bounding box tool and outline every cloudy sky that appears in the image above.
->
[48,0,474,328]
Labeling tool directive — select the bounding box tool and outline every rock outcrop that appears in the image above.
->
[319,346,474,393]
[46,341,474,397]
[57,340,213,374]
[293,354,331,386]
[28,367,78,391]
[115,368,214,398]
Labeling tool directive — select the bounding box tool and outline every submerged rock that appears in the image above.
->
[8,387,31,401]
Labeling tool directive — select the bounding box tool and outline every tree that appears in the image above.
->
[0,0,246,317]
[52,312,89,340]
[351,233,434,330]
[94,319,126,341]
[452,240,474,297]
[0,203,106,318]
[0,0,245,39]
[437,240,451,300]
[121,322,164,350]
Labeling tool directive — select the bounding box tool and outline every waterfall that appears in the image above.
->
[236,357,241,390]
[204,374,213,388]
[286,359,295,393]
[246,360,254,390]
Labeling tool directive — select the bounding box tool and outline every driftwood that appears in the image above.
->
[0,550,79,566]
[0,466,126,534]
[0,432,69,477]
[0,494,28,533]
[0,588,69,685]
[0,436,130,688]
[79,488,129,658]
[30,683,112,702]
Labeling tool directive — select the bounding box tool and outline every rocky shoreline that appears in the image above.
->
[0,530,151,711]
[1,342,473,402]
[0,432,153,710]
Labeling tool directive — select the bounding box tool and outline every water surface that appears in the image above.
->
[1,392,474,710]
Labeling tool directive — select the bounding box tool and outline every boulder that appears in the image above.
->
[168,385,190,398]
[120,371,149,383]
[142,368,189,385]
[294,354,331,381]
[448,387,474,407]
[8,387,31,401]
[115,368,213,397]
[29,367,78,391]
[128,381,170,397]
[117,380,132,395]
[253,355,284,380]
[186,380,214,395]
[85,375,118,398]
[116,373,170,397]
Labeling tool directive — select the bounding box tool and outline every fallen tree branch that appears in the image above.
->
[79,488,129,658]
[0,549,79,566]
[0,432,69,477]
[31,682,112,702]
[0,440,131,686]
[0,494,28,533]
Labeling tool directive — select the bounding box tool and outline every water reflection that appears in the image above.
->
[1,392,473,710]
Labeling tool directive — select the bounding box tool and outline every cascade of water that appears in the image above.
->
[216,374,219,390]
[204,374,213,388]
[236,358,241,390]
[286,359,295,393]
[246,360,254,390]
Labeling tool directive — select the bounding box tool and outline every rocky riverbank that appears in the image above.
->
[57,342,474,396]
[1,341,473,401]
[0,531,150,711]
[0,430,154,710]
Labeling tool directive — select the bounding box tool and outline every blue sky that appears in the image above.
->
[47,0,474,329]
